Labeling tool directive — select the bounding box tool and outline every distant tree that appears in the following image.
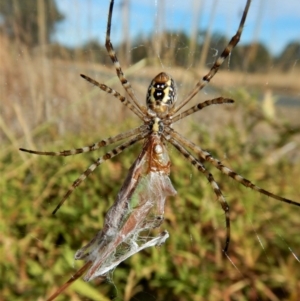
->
[201,32,228,68]
[276,42,300,72]
[247,43,272,72]
[200,35,273,73]
[129,34,151,64]
[125,29,278,74]
[130,31,191,67]
[0,0,64,46]
[162,31,191,67]
[80,39,108,64]
[230,43,272,73]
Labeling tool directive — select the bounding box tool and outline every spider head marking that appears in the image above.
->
[146,72,177,116]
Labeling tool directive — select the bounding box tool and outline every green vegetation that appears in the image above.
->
[1,11,300,299]
[2,62,300,301]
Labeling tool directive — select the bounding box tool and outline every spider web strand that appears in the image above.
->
[80,74,145,120]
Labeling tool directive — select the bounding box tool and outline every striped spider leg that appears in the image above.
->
[20,125,149,214]
[46,134,176,300]
[163,127,300,253]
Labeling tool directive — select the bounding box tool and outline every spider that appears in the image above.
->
[20,0,300,254]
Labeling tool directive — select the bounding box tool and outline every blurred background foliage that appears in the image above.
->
[1,1,300,300]
[0,0,300,72]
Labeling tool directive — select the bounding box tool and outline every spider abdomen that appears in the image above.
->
[146,72,177,115]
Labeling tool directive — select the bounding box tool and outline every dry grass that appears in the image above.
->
[1,31,299,144]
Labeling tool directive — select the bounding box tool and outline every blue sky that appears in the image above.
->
[53,0,300,56]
